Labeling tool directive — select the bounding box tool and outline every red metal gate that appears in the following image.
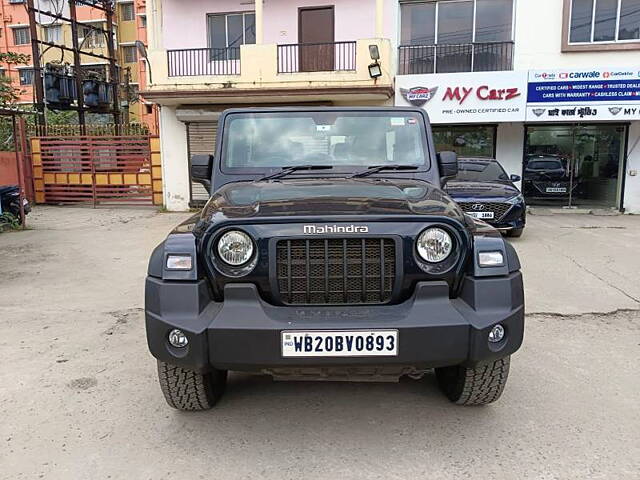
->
[32,135,162,206]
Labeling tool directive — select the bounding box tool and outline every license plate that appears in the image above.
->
[281,330,398,358]
[546,187,567,193]
[468,211,494,219]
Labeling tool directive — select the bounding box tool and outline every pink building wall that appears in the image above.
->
[262,0,376,44]
[162,0,378,50]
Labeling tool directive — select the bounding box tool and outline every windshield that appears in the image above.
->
[221,111,429,173]
[527,158,563,170]
[455,161,508,182]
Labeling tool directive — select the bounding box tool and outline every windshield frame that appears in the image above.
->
[455,159,509,183]
[217,109,433,177]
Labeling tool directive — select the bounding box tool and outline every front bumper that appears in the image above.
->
[490,209,526,231]
[456,201,526,231]
[145,273,525,373]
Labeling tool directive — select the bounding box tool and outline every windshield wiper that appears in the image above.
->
[257,165,333,181]
[350,164,419,178]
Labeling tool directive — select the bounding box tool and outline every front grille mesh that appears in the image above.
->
[276,238,396,305]
[458,202,512,221]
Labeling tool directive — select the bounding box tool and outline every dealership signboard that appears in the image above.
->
[526,68,640,122]
[395,72,528,124]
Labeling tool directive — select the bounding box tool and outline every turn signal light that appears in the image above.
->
[166,255,193,270]
[478,251,504,267]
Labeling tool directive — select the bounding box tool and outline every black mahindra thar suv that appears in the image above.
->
[145,107,524,410]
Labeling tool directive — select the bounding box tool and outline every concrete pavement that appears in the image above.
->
[510,213,640,314]
[1,206,638,479]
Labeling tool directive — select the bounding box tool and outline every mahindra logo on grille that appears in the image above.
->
[472,204,485,211]
[303,225,369,234]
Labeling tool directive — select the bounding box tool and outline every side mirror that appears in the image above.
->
[437,151,458,181]
[510,174,521,182]
[190,154,213,193]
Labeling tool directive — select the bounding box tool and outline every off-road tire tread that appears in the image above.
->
[157,361,226,411]
[436,356,510,406]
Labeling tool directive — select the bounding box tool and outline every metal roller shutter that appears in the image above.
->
[187,122,217,205]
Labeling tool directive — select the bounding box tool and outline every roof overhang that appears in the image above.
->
[141,85,394,107]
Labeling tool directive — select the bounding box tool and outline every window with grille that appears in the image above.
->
[80,23,105,47]
[569,0,640,43]
[121,3,135,21]
[44,25,62,44]
[123,46,137,63]
[398,0,514,73]
[13,27,31,45]
[19,69,34,86]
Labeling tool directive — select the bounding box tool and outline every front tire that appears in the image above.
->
[435,356,510,406]
[157,361,227,411]
[507,228,524,238]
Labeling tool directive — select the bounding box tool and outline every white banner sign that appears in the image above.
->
[395,71,528,124]
[526,68,640,122]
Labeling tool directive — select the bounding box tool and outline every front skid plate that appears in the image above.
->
[262,365,428,382]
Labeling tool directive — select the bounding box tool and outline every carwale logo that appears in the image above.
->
[400,86,439,107]
[303,225,369,234]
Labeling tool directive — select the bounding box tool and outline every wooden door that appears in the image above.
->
[298,6,335,72]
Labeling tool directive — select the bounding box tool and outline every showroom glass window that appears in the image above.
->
[569,0,640,43]
[207,12,256,60]
[432,125,496,158]
[399,0,514,73]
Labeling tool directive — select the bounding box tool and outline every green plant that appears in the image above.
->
[0,212,21,230]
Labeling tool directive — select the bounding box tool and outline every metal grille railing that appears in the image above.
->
[167,47,241,77]
[398,41,514,74]
[277,41,357,73]
[458,202,512,221]
[276,238,395,305]
[28,123,151,137]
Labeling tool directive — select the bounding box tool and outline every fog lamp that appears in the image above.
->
[488,324,505,343]
[478,251,504,267]
[168,329,188,348]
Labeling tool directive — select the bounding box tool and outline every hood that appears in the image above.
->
[445,181,520,200]
[200,178,465,223]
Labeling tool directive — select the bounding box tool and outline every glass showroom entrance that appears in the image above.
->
[524,124,627,209]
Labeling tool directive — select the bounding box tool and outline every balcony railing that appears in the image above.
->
[277,41,356,73]
[398,41,514,75]
[167,47,241,77]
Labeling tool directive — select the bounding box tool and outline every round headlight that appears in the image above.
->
[217,230,254,266]
[416,227,453,263]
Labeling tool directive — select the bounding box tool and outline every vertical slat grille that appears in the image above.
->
[276,238,395,305]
